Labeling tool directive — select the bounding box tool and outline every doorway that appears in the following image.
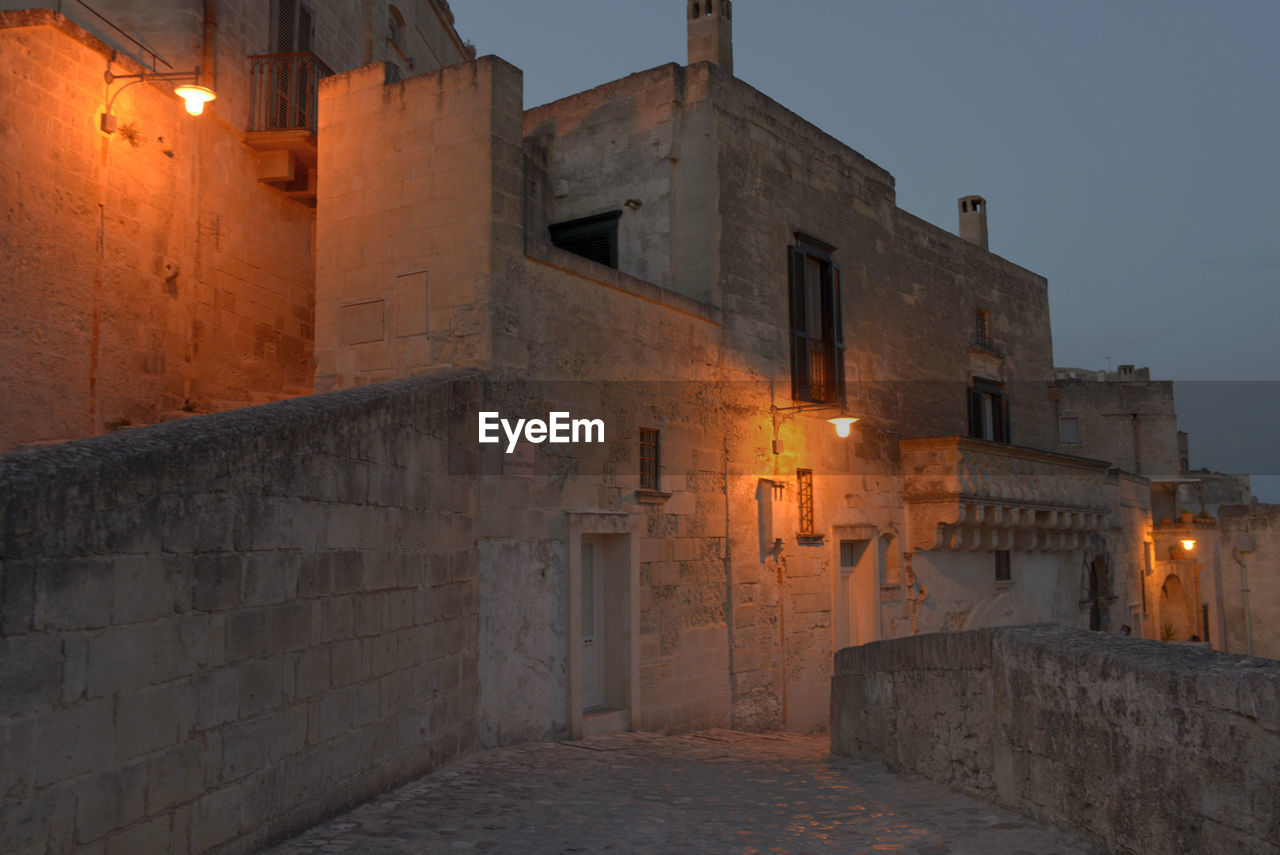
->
[580,536,606,710]
[834,535,879,649]
[1160,574,1193,640]
[567,513,639,739]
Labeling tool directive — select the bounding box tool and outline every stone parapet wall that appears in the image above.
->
[832,626,1280,854]
[1,371,482,855]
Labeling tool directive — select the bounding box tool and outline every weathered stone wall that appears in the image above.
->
[0,3,471,454]
[832,626,1280,853]
[1054,376,1182,479]
[522,63,720,302]
[1219,504,1280,660]
[0,371,481,855]
[479,241,733,744]
[0,1,469,112]
[0,14,315,451]
[314,55,524,390]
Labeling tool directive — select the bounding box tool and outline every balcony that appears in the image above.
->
[900,436,1112,552]
[244,51,334,205]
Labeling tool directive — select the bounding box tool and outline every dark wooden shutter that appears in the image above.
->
[968,387,983,438]
[831,263,845,402]
[297,5,313,51]
[275,0,296,51]
[995,393,1011,443]
[789,246,810,401]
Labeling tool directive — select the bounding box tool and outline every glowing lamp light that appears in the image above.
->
[827,416,859,438]
[174,83,216,116]
[1181,539,1197,551]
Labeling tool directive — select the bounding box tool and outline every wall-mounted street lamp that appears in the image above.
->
[769,401,859,453]
[101,63,216,133]
[1180,539,1196,551]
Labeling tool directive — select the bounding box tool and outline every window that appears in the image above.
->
[788,235,845,403]
[975,309,992,349]
[639,428,660,491]
[968,378,1010,443]
[796,469,814,534]
[1059,416,1080,444]
[273,0,314,53]
[272,0,317,129]
[995,550,1011,583]
[549,211,622,268]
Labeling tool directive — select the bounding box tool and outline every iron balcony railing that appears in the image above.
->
[248,51,334,133]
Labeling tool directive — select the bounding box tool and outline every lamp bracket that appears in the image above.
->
[101,58,208,133]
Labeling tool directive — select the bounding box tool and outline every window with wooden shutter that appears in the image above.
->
[272,0,317,129]
[968,378,1011,443]
[788,235,844,403]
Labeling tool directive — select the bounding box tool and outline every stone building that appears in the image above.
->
[3,3,1274,853]
[1052,363,1270,650]
[0,0,469,451]
[312,0,1143,738]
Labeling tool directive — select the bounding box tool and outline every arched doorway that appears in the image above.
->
[1159,575,1193,641]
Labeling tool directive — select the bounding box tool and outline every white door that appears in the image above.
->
[581,539,605,710]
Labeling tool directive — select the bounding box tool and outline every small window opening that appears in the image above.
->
[1059,416,1081,445]
[691,2,699,18]
[975,308,991,349]
[706,1,713,14]
[797,469,814,535]
[995,551,1011,583]
[549,210,622,269]
[640,428,661,491]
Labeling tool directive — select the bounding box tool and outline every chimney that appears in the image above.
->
[958,195,988,250]
[687,0,733,74]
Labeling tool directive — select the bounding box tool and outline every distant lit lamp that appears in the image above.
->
[827,416,859,438]
[1181,539,1196,551]
[101,63,217,132]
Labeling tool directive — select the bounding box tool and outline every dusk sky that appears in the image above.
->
[455,1,1279,499]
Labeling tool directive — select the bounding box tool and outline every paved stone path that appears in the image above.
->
[265,730,1104,854]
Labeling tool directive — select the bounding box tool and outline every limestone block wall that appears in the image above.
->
[314,55,524,390]
[1054,377,1182,479]
[1219,504,1280,660]
[0,14,314,451]
[523,63,719,301]
[708,64,1057,448]
[0,371,481,855]
[477,241,733,744]
[832,626,1280,853]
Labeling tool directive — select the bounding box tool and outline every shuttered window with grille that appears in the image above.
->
[797,469,814,535]
[788,235,844,403]
[639,428,661,491]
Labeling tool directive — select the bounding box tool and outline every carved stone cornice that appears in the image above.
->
[901,436,1112,552]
